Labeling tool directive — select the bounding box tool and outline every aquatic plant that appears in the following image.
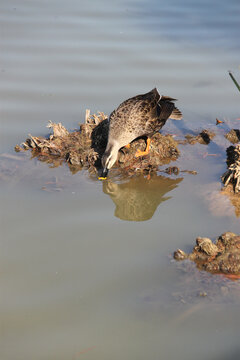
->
[229,71,240,92]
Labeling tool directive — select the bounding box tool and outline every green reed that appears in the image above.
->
[229,71,240,92]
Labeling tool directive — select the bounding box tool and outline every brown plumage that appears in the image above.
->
[99,88,182,178]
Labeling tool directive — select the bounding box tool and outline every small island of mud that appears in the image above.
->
[174,232,240,278]
[15,110,180,178]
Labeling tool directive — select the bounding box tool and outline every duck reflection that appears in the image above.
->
[102,174,183,221]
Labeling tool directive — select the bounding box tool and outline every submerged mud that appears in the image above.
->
[174,232,240,277]
[172,259,240,305]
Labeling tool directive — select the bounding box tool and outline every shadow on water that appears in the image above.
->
[102,174,183,221]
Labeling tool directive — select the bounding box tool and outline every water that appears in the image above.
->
[1,0,240,359]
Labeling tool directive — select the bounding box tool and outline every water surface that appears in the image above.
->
[1,0,240,359]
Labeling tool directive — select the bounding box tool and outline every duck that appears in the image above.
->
[99,88,182,179]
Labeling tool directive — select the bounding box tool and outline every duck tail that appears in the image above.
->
[170,106,182,120]
[159,95,182,120]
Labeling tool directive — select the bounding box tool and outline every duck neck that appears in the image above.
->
[105,138,119,155]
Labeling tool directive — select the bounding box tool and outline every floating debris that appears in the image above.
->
[174,232,240,277]
[216,118,224,125]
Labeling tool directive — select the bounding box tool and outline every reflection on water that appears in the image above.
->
[103,174,183,221]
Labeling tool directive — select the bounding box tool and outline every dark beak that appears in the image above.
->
[98,168,108,180]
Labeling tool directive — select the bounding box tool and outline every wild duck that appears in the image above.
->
[99,88,182,179]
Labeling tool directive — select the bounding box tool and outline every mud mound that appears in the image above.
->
[174,232,240,278]
[15,110,180,178]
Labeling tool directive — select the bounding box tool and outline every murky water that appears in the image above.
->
[1,0,240,359]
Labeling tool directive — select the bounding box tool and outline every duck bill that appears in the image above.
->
[98,168,108,180]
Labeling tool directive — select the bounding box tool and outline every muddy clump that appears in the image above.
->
[174,232,240,277]
[15,110,180,177]
[178,129,215,145]
[220,142,240,215]
[225,129,240,144]
[221,144,240,193]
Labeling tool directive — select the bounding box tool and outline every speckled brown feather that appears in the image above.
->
[108,88,181,148]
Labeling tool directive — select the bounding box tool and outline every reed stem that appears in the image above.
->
[229,71,240,92]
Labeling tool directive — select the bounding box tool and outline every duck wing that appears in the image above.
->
[108,88,182,146]
[108,88,160,141]
[144,94,182,135]
[111,88,160,116]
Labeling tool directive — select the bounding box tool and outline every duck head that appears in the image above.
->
[99,140,119,179]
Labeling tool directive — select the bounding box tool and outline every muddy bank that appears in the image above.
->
[174,232,240,277]
[15,110,180,178]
